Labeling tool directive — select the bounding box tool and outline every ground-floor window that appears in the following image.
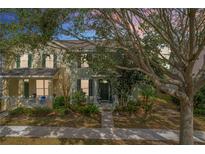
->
[77,79,93,96]
[81,80,89,95]
[36,80,50,96]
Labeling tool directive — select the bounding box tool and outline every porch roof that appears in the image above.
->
[0,68,60,79]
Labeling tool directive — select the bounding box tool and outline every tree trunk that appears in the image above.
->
[179,100,194,144]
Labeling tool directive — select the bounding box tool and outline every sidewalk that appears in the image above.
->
[0,104,205,143]
[0,126,205,143]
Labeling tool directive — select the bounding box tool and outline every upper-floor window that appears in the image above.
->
[16,54,32,68]
[46,55,54,68]
[20,54,28,68]
[77,54,89,68]
[16,53,55,69]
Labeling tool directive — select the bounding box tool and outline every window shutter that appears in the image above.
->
[77,57,81,68]
[16,55,20,68]
[77,79,81,91]
[89,79,93,96]
[28,54,32,68]
[42,54,46,68]
[54,54,57,68]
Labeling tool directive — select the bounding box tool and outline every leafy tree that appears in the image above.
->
[57,9,205,144]
[0,8,67,109]
[2,8,205,144]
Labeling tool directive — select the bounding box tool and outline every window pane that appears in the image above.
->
[81,80,88,89]
[20,54,28,68]
[44,80,49,88]
[37,89,44,96]
[82,88,88,96]
[81,54,89,68]
[36,80,44,88]
[46,55,54,68]
[81,80,89,95]
[45,89,48,96]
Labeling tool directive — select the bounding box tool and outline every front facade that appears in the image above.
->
[0,41,118,111]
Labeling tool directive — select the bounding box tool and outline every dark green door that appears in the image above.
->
[99,81,109,100]
[24,82,29,98]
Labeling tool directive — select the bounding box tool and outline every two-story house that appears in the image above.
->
[0,40,118,110]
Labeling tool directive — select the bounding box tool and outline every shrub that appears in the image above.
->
[194,108,205,115]
[53,96,66,109]
[71,90,86,104]
[127,100,140,113]
[139,84,156,102]
[114,100,140,113]
[81,104,99,116]
[142,102,154,115]
[69,103,99,116]
[55,108,70,116]
[192,86,205,115]
[31,107,53,117]
[9,107,34,116]
[194,86,205,107]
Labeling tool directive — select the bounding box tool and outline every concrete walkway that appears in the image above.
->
[101,111,114,128]
[0,126,205,143]
[100,103,114,128]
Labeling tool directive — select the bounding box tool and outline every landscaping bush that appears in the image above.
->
[53,96,66,109]
[55,108,70,116]
[192,85,205,115]
[114,100,140,114]
[127,100,140,113]
[142,102,154,115]
[9,107,33,116]
[194,108,205,115]
[31,107,53,117]
[81,103,100,116]
[69,103,99,116]
[71,90,86,104]
[139,84,156,102]
[194,86,205,107]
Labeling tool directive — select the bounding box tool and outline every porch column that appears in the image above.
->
[69,78,77,104]
[53,79,59,96]
[29,79,36,96]
[2,80,9,110]
[18,79,24,97]
[0,77,3,111]
[93,79,98,103]
[9,79,19,97]
[3,79,9,96]
[0,77,2,98]
[48,80,53,96]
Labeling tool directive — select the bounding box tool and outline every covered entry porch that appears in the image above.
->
[0,68,61,110]
[78,75,118,104]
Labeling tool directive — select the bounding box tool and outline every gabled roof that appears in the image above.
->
[51,40,117,52]
[55,40,95,50]
[0,68,60,79]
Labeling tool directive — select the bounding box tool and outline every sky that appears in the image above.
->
[0,11,95,41]
[0,12,17,23]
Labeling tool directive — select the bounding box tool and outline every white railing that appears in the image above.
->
[0,96,53,112]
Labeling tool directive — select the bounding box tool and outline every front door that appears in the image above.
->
[99,80,109,101]
[24,81,29,98]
